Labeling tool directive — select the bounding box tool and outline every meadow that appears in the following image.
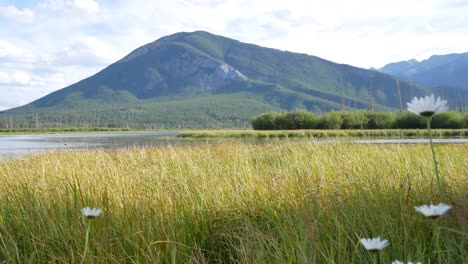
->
[0,142,466,263]
[177,128,468,139]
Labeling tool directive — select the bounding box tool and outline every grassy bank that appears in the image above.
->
[177,129,468,139]
[0,142,466,263]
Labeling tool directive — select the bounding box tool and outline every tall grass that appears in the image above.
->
[0,142,466,263]
[177,129,468,139]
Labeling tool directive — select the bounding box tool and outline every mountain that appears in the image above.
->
[379,52,468,90]
[379,59,419,76]
[2,31,466,129]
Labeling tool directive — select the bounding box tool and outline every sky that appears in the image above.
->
[1,0,468,110]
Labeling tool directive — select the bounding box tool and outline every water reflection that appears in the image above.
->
[0,131,179,158]
[1,132,466,159]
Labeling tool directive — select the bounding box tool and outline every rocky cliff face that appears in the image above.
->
[159,49,247,91]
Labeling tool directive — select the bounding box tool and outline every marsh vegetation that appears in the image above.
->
[0,142,466,263]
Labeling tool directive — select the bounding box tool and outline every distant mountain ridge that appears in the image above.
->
[2,31,467,129]
[379,52,468,90]
[379,59,419,75]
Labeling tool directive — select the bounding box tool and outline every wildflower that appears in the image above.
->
[406,94,448,117]
[81,207,102,264]
[360,237,389,251]
[415,203,451,218]
[82,207,103,219]
[391,260,422,264]
[407,94,448,200]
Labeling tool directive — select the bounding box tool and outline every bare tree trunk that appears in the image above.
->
[396,79,402,112]
[35,113,40,128]
[340,78,344,111]
[368,80,374,111]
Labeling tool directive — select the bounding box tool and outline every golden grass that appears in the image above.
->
[0,142,466,263]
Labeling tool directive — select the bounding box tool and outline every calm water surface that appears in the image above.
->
[0,131,179,158]
[0,132,466,159]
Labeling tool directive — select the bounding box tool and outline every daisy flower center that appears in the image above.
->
[419,110,435,117]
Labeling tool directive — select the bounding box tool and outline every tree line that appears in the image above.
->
[0,110,251,130]
[251,110,468,130]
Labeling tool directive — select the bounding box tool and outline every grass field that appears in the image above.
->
[0,142,466,263]
[177,128,468,139]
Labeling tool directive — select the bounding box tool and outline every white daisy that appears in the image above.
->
[360,237,389,251]
[82,207,103,219]
[406,94,448,117]
[392,260,422,264]
[414,203,451,218]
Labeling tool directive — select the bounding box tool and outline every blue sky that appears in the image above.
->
[1,0,468,110]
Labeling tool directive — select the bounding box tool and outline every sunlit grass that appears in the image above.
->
[177,129,468,139]
[0,142,466,263]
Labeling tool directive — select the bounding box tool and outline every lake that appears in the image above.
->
[1,132,467,159]
[0,131,179,158]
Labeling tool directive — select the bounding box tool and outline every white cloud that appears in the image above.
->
[0,71,67,111]
[53,37,118,66]
[0,86,50,110]
[0,88,32,110]
[39,0,99,13]
[0,71,47,86]
[39,0,68,10]
[73,0,100,13]
[0,40,23,59]
[0,40,35,64]
[0,5,34,22]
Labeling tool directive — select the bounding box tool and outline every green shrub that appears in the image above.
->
[251,110,467,130]
[364,112,396,129]
[464,113,468,128]
[250,113,278,130]
[273,112,289,130]
[284,110,319,129]
[319,111,343,129]
[340,111,369,129]
[432,111,465,129]
[395,112,426,129]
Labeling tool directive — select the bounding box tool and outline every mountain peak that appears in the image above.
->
[380,52,468,90]
[6,31,465,128]
[157,30,220,42]
[377,59,419,75]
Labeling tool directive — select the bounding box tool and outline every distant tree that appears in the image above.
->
[432,111,465,129]
[319,111,343,129]
[464,113,468,128]
[284,110,319,129]
[364,112,396,129]
[250,113,278,130]
[340,111,368,129]
[395,112,425,129]
[251,110,467,130]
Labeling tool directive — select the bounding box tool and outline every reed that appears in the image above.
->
[177,129,468,139]
[0,142,466,263]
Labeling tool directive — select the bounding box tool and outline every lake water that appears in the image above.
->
[0,132,467,159]
[0,131,179,158]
